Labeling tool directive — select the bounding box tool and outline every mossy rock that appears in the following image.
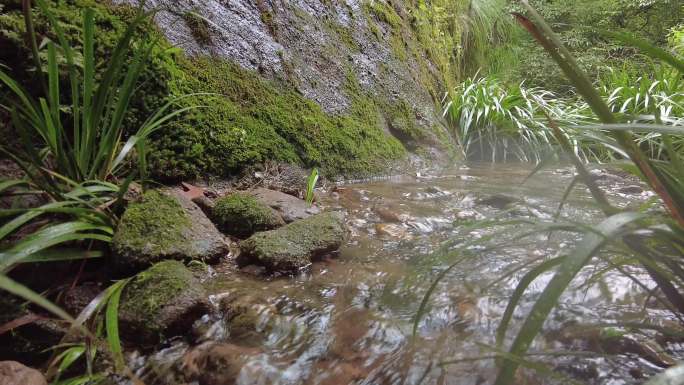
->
[119,260,209,345]
[212,193,285,238]
[112,189,229,270]
[237,211,346,274]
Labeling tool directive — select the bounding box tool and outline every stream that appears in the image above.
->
[133,162,683,385]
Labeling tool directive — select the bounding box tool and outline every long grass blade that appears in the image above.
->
[493,212,646,385]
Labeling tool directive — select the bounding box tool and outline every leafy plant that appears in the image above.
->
[599,64,684,157]
[0,273,132,382]
[305,167,319,205]
[442,76,600,162]
[0,0,193,268]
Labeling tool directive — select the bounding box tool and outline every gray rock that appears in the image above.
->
[114,0,453,156]
[112,189,229,269]
[0,361,46,385]
[250,188,320,223]
[119,260,210,345]
[237,211,346,274]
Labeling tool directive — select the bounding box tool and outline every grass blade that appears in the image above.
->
[105,279,129,372]
[493,212,646,385]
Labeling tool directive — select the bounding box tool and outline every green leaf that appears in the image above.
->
[495,256,565,347]
[105,279,129,372]
[0,221,112,272]
[305,168,319,205]
[604,31,684,74]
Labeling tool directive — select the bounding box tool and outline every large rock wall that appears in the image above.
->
[122,0,452,155]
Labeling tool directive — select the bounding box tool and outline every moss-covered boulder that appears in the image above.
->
[237,211,346,274]
[112,190,229,269]
[212,193,285,238]
[118,261,209,345]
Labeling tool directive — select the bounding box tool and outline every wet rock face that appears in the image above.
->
[250,188,320,223]
[112,190,229,269]
[0,361,46,385]
[115,0,449,151]
[212,193,285,238]
[238,211,346,274]
[119,260,210,345]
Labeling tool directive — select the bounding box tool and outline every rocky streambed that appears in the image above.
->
[2,162,683,385]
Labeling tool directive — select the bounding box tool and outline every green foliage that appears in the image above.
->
[599,64,684,157]
[409,0,514,86]
[0,1,192,272]
[443,76,600,162]
[670,21,684,54]
[0,273,130,381]
[506,0,684,91]
[491,5,684,383]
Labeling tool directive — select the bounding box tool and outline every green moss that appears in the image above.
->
[149,57,406,180]
[600,327,627,340]
[182,10,212,45]
[113,190,190,256]
[390,32,408,62]
[368,20,382,41]
[326,21,358,51]
[213,193,284,237]
[119,260,206,343]
[122,260,190,317]
[365,0,402,30]
[238,212,345,273]
[0,0,419,182]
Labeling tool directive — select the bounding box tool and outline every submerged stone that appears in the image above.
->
[112,190,229,269]
[237,211,346,274]
[476,194,518,209]
[213,193,285,238]
[119,260,209,345]
[181,342,260,385]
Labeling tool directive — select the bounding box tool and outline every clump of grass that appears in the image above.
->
[0,0,191,381]
[182,10,212,45]
[0,0,192,268]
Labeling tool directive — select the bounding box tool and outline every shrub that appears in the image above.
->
[443,76,597,162]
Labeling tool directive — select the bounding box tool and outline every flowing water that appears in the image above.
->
[134,162,683,385]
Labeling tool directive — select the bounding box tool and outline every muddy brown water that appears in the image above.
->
[133,162,682,385]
